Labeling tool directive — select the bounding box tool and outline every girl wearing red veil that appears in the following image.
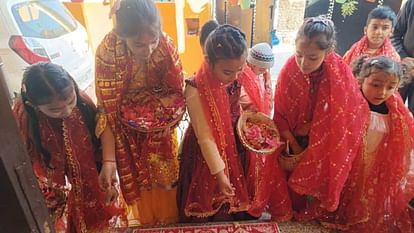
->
[321,56,414,233]
[238,42,291,219]
[14,63,122,233]
[272,16,369,220]
[178,25,291,222]
[343,6,400,65]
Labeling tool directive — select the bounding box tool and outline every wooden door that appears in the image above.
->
[0,57,53,233]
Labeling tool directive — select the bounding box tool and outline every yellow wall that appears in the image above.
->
[254,0,274,44]
[157,3,178,46]
[64,1,212,77]
[227,5,253,46]
[179,1,211,76]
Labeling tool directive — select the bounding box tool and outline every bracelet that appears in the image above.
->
[103,159,116,163]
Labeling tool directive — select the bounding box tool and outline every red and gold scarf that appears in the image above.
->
[239,65,273,115]
[343,36,400,65]
[185,61,249,216]
[273,52,369,213]
[14,99,122,233]
[95,31,183,203]
[322,94,414,232]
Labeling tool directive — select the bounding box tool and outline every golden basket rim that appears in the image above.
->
[237,111,281,155]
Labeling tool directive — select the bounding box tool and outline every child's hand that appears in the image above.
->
[295,122,311,136]
[216,170,235,197]
[99,161,117,191]
[105,186,119,205]
[290,141,305,155]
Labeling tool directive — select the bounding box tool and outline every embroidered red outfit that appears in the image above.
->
[273,53,369,219]
[14,98,121,233]
[95,31,184,224]
[343,36,400,65]
[178,62,250,220]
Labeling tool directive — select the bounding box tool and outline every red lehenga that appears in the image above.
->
[179,62,249,220]
[321,94,414,233]
[343,36,400,65]
[177,62,292,221]
[13,98,122,233]
[272,52,369,220]
[238,65,292,220]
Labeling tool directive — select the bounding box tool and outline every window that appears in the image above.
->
[11,0,77,39]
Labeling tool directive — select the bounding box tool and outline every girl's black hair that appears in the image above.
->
[366,6,397,27]
[204,24,247,65]
[351,55,409,88]
[296,15,336,51]
[21,62,99,168]
[200,20,219,46]
[115,0,161,38]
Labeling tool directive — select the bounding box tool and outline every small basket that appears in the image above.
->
[118,90,186,133]
[278,151,305,172]
[236,111,282,155]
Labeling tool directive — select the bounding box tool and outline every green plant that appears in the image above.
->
[340,0,359,18]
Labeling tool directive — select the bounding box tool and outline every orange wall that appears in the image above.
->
[157,2,211,76]
[64,1,212,77]
[157,3,178,45]
[179,2,211,77]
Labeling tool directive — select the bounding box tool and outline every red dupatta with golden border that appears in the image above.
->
[239,65,273,115]
[95,31,183,203]
[343,36,400,65]
[321,94,414,232]
[238,65,292,219]
[185,61,249,216]
[273,52,369,214]
[13,99,122,233]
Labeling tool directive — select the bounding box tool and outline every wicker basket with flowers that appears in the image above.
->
[237,111,283,155]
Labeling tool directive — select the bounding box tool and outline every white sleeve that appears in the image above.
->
[185,85,225,175]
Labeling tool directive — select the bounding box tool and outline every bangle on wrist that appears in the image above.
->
[103,159,116,163]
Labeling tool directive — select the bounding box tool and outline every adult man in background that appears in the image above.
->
[392,0,414,113]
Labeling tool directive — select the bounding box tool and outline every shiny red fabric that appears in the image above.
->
[239,65,273,115]
[321,94,414,232]
[238,65,292,219]
[273,53,369,217]
[343,36,400,65]
[14,99,122,233]
[247,148,293,221]
[184,61,249,217]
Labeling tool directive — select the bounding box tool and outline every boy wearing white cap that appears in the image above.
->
[239,42,275,117]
